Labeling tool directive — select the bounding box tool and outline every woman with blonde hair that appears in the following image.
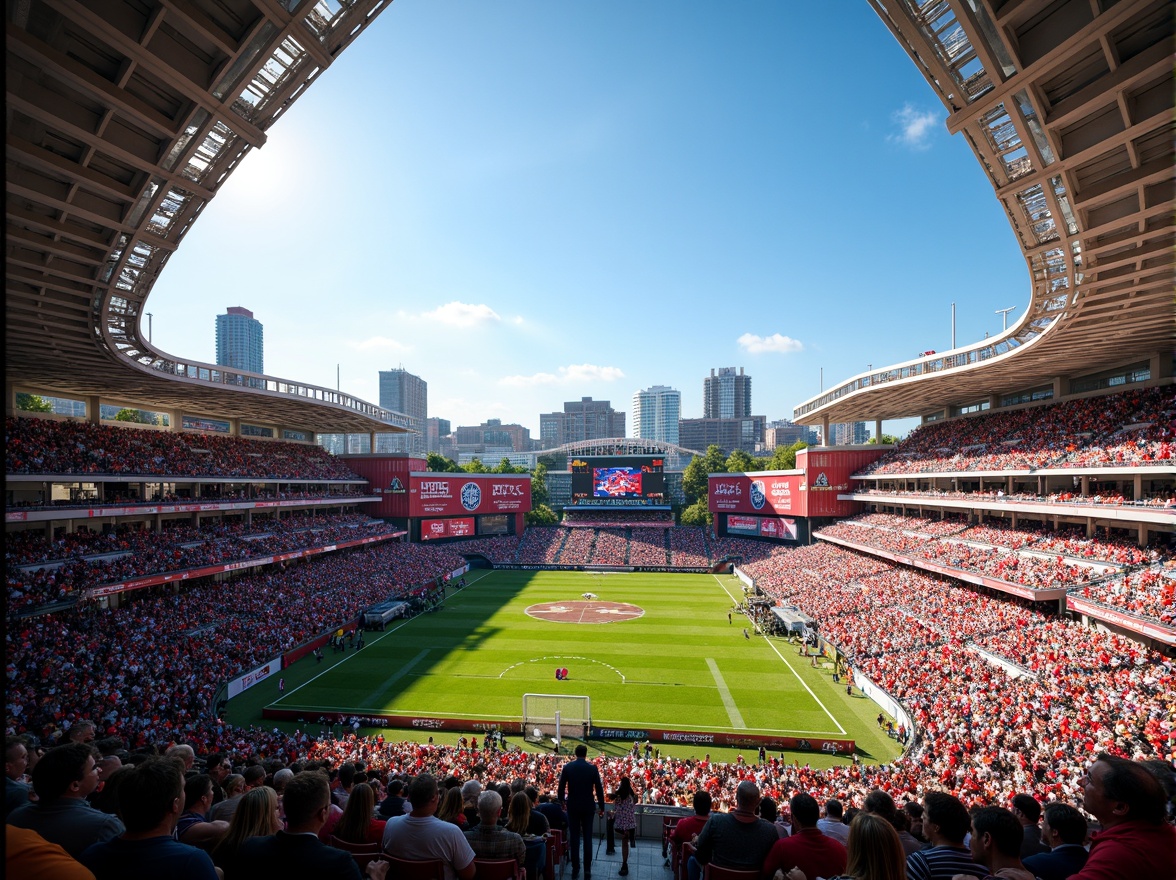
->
[211,785,281,873]
[333,781,387,844]
[786,812,907,880]
[505,790,548,880]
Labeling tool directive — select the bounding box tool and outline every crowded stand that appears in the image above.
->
[5,417,363,481]
[859,385,1174,475]
[556,527,595,564]
[861,486,1176,507]
[562,510,674,527]
[628,530,670,566]
[668,527,712,567]
[442,536,520,564]
[1074,566,1176,626]
[6,514,400,616]
[514,528,566,565]
[588,528,628,565]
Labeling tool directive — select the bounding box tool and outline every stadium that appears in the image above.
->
[4,1,1174,879]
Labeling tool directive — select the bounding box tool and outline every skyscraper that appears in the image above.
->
[632,385,681,445]
[703,367,751,419]
[215,307,263,374]
[378,368,427,455]
[538,397,625,448]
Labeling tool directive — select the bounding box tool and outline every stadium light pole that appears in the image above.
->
[996,307,1015,331]
[951,302,956,349]
[145,312,153,342]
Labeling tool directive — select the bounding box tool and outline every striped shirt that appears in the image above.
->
[906,844,989,880]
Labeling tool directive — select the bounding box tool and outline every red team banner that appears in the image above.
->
[408,473,532,518]
[420,517,476,541]
[709,472,806,517]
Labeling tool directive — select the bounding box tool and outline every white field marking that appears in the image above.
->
[705,658,747,729]
[271,613,410,702]
[498,655,625,682]
[710,574,847,736]
[360,648,431,706]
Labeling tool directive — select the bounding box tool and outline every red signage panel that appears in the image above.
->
[409,474,532,518]
[420,517,477,540]
[709,472,805,517]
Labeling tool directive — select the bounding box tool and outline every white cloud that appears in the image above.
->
[737,332,804,354]
[350,335,411,352]
[887,104,940,150]
[499,363,625,387]
[420,301,501,328]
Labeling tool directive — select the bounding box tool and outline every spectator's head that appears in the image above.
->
[337,782,379,841]
[183,774,215,814]
[96,754,123,782]
[165,743,196,771]
[205,753,232,783]
[922,791,971,845]
[273,767,294,793]
[222,774,245,800]
[525,785,539,805]
[844,812,905,880]
[224,785,281,846]
[575,745,588,759]
[462,779,483,806]
[734,781,760,812]
[758,796,778,823]
[30,742,99,804]
[1011,793,1041,827]
[864,788,898,821]
[1041,802,1087,848]
[692,790,712,816]
[243,764,267,790]
[824,799,844,821]
[66,720,96,744]
[506,791,532,835]
[477,790,503,826]
[338,762,356,790]
[968,806,1024,868]
[436,786,465,823]
[387,779,405,798]
[116,757,185,834]
[789,793,819,829]
[282,771,331,832]
[5,736,29,782]
[408,773,440,812]
[1081,753,1168,827]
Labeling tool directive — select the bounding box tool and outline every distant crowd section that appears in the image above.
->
[7,514,400,616]
[562,510,675,527]
[861,486,1175,507]
[860,385,1174,475]
[817,513,1169,592]
[510,526,714,567]
[5,417,363,480]
[8,486,370,511]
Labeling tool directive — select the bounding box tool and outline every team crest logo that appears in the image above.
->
[812,472,830,488]
[460,482,482,511]
[749,480,766,510]
[389,477,405,493]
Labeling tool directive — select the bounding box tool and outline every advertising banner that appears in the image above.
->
[227,656,282,698]
[709,472,805,517]
[726,514,798,540]
[409,474,532,518]
[420,518,476,540]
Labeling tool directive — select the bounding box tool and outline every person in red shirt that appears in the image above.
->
[669,790,712,867]
[761,793,847,880]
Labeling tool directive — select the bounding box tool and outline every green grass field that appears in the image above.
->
[230,570,902,767]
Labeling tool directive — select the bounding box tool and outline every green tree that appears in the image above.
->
[15,393,53,413]
[492,457,523,474]
[725,449,755,473]
[530,462,550,509]
[536,452,564,471]
[525,504,559,526]
[114,407,156,424]
[767,440,808,471]
[682,445,728,503]
[462,458,489,474]
[426,452,460,472]
[679,499,712,526]
[866,434,900,445]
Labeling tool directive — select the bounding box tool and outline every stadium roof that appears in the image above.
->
[793,0,1174,427]
[5,0,407,434]
[545,438,704,469]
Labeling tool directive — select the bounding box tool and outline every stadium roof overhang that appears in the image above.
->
[5,0,407,435]
[546,438,706,459]
[793,0,1174,427]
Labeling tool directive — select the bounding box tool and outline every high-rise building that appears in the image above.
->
[215,307,263,374]
[765,419,818,449]
[678,416,766,456]
[703,367,751,419]
[426,417,451,454]
[538,397,625,448]
[378,368,427,455]
[454,418,532,453]
[832,421,870,445]
[632,385,681,445]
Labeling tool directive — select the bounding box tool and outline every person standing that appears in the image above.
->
[611,777,638,876]
[558,744,605,880]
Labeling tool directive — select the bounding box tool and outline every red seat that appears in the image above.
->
[473,858,526,880]
[662,816,678,857]
[679,842,696,880]
[383,855,447,879]
[703,866,761,880]
[329,836,381,870]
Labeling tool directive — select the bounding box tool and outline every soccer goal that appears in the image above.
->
[522,693,591,745]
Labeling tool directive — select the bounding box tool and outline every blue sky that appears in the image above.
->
[151,1,1028,440]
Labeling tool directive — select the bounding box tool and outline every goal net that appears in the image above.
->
[522,693,591,744]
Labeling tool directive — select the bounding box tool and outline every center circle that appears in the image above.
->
[525,600,644,624]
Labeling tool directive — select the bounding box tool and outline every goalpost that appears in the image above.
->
[522,693,591,746]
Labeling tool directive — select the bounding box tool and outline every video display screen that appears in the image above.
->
[571,456,665,504]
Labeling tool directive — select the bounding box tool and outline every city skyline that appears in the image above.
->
[146,2,1026,439]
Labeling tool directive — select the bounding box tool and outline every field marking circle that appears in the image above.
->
[525,600,644,624]
[498,655,626,682]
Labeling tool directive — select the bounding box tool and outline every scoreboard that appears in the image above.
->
[570,456,667,507]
